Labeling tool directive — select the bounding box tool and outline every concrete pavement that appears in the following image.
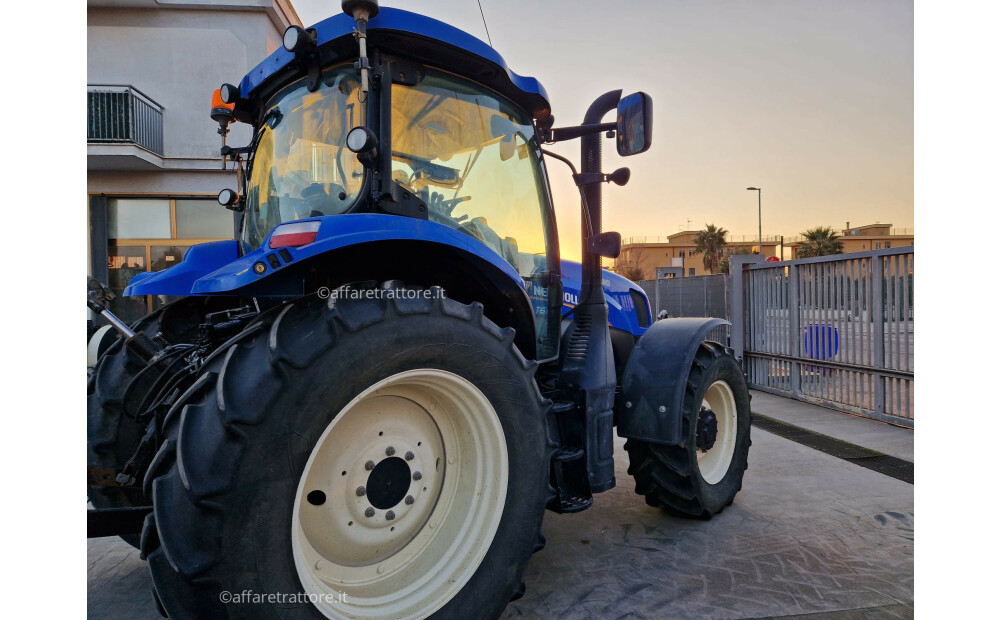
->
[88,391,913,619]
[747,390,913,462]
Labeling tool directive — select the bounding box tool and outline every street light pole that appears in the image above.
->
[747,187,761,254]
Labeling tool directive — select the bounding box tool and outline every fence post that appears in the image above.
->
[788,263,801,398]
[728,255,764,368]
[872,254,886,414]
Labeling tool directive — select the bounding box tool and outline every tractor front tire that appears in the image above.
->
[625,341,751,519]
[143,287,552,620]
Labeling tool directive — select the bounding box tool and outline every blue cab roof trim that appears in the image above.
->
[238,7,549,109]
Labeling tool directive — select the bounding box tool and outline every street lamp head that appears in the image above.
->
[746,187,759,191]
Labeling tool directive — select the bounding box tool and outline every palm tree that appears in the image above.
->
[693,224,728,274]
[797,226,844,258]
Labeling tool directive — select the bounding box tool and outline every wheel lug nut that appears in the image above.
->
[386,510,396,521]
[386,446,396,456]
[365,507,375,518]
[355,486,367,496]
[405,451,414,461]
[365,460,375,471]
[405,495,414,505]
[412,471,422,480]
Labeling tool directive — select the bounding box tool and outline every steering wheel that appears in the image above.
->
[427,191,472,217]
[300,182,348,216]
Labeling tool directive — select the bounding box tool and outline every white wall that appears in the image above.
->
[88,4,290,163]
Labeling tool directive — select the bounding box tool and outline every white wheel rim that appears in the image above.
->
[696,380,738,485]
[292,369,508,619]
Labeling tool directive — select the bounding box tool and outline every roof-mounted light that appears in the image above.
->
[211,89,235,124]
[219,83,240,105]
[346,126,378,154]
[283,26,317,54]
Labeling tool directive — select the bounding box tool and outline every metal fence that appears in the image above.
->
[87,85,164,156]
[638,274,729,320]
[638,274,731,345]
[731,247,914,426]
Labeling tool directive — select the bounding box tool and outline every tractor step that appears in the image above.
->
[550,400,576,415]
[553,447,584,462]
[555,494,593,513]
[547,401,594,514]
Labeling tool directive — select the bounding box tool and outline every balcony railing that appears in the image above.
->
[785,228,914,244]
[87,85,164,156]
[622,234,783,246]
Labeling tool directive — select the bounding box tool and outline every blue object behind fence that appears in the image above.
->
[803,324,839,360]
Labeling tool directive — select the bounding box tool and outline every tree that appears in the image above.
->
[613,249,646,281]
[693,224,728,274]
[797,226,844,258]
[721,245,755,275]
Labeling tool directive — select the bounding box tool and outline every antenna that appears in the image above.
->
[477,0,494,47]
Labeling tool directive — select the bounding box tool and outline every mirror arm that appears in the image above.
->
[547,121,615,143]
[221,145,252,157]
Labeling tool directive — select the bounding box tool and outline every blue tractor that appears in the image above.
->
[87,2,751,618]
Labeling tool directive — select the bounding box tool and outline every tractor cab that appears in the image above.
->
[239,62,550,283]
[127,1,653,365]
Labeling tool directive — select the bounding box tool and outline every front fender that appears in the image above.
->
[615,317,731,445]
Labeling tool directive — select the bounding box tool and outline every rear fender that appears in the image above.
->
[123,214,541,359]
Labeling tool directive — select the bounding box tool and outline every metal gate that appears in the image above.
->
[731,247,914,426]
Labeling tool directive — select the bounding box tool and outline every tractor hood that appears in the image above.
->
[560,260,651,337]
[238,7,551,121]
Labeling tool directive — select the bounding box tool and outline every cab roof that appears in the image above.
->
[238,7,551,120]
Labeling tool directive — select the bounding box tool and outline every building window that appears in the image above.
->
[106,197,234,323]
[875,242,882,250]
[885,241,891,248]
[688,268,695,276]
[679,250,686,258]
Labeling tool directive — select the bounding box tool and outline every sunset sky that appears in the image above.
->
[292,0,914,257]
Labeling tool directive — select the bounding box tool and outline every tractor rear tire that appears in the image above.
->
[87,296,234,546]
[142,287,553,619]
[624,341,751,519]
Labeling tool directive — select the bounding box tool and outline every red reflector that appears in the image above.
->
[269,221,321,249]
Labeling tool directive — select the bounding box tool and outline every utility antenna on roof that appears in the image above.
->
[477,0,494,48]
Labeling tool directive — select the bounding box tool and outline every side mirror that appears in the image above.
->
[616,92,653,156]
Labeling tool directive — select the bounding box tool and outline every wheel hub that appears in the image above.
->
[696,407,719,452]
[696,380,739,485]
[365,456,411,509]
